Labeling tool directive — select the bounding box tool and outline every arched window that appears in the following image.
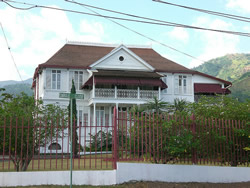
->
[48,143,61,150]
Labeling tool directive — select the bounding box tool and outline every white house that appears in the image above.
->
[32,41,231,152]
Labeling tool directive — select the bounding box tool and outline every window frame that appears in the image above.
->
[51,70,61,90]
[69,71,83,91]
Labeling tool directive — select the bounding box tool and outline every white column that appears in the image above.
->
[109,106,112,126]
[93,103,96,127]
[88,107,91,127]
[116,103,118,111]
[158,87,161,100]
[93,76,95,98]
[115,86,117,99]
[137,86,140,99]
[67,69,69,91]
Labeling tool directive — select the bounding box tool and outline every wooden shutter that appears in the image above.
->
[46,69,51,89]
[174,75,179,94]
[187,75,192,94]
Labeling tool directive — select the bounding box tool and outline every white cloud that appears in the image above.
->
[226,0,250,13]
[189,17,239,68]
[168,27,189,43]
[0,6,106,81]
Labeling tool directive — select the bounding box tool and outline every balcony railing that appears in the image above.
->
[92,88,159,100]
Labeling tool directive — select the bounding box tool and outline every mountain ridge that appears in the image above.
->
[193,53,250,101]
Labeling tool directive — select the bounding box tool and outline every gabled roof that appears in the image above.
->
[38,43,192,73]
[37,42,232,86]
[89,44,155,71]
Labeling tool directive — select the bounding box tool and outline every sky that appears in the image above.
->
[0,0,249,81]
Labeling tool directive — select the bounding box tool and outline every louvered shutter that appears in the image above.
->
[69,71,73,91]
[46,69,51,89]
[174,75,179,94]
[187,75,192,94]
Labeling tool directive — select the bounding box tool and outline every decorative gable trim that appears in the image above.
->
[89,44,155,71]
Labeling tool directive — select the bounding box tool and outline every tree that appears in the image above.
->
[0,90,67,171]
[145,97,169,114]
[68,80,79,157]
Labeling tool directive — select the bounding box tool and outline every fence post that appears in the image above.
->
[113,106,118,169]
[191,114,197,164]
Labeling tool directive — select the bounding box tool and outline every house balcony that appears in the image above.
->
[88,87,160,106]
[90,88,159,100]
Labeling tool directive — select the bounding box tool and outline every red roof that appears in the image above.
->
[38,44,192,73]
[194,83,231,94]
[35,43,232,86]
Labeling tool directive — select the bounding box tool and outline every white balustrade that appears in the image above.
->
[91,88,159,100]
[95,88,115,98]
[140,90,159,99]
[117,89,138,99]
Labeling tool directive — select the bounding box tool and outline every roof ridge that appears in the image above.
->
[66,41,152,49]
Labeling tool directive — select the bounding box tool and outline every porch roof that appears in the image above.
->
[194,83,231,94]
[82,76,168,89]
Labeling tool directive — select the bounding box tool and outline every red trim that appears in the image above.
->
[194,83,231,94]
[39,64,89,69]
[82,76,168,89]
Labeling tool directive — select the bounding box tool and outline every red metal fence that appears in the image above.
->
[0,108,249,172]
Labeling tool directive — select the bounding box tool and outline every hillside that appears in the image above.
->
[0,78,33,97]
[193,53,250,101]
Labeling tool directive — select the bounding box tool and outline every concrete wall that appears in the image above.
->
[1,163,250,187]
[0,170,116,187]
[117,163,250,184]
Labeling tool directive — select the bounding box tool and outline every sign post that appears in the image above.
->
[59,93,84,188]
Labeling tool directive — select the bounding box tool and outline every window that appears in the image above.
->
[96,106,105,126]
[52,70,61,90]
[69,71,83,90]
[175,75,191,95]
[162,75,167,94]
[48,143,61,150]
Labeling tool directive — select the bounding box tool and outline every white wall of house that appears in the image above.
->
[193,74,224,86]
[160,73,194,103]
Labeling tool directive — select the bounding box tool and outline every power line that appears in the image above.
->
[0,22,23,82]
[66,0,204,62]
[2,0,250,37]
[64,0,250,37]
[153,0,250,23]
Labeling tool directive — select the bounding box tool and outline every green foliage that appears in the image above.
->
[85,130,113,152]
[0,91,67,171]
[190,96,250,121]
[68,80,79,157]
[144,97,169,114]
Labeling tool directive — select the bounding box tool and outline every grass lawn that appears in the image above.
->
[0,154,113,171]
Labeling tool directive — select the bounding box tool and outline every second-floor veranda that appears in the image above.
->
[82,70,167,105]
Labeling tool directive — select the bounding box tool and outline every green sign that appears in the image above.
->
[59,93,84,99]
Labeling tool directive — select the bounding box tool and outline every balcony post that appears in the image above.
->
[158,87,161,99]
[93,103,96,127]
[137,86,140,99]
[93,76,95,98]
[115,86,117,99]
